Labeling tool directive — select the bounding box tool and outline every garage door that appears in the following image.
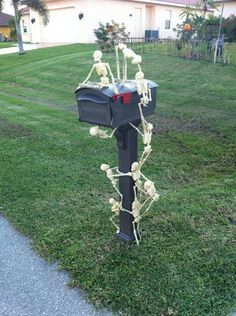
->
[41,7,78,43]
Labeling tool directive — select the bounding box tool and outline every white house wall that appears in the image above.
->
[222,1,236,17]
[86,0,147,42]
[85,0,184,41]
[21,14,32,42]
[213,1,236,18]
[156,5,183,38]
[25,0,189,43]
[28,0,81,43]
[30,11,42,43]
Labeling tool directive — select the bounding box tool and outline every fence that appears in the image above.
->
[124,38,236,66]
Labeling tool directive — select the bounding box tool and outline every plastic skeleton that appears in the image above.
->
[99,136,159,245]
[81,50,118,94]
[109,198,121,231]
[84,45,159,244]
[116,43,142,84]
[119,161,159,245]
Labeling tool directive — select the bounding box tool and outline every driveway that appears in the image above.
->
[0,216,112,316]
[0,43,74,55]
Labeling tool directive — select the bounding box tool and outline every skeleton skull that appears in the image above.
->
[135,71,145,80]
[93,50,102,62]
[90,126,99,136]
[100,164,110,171]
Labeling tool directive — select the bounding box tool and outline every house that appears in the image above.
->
[0,12,14,39]
[20,7,31,42]
[20,0,202,44]
[214,0,236,17]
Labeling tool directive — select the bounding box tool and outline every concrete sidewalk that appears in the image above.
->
[0,216,112,316]
[0,43,73,55]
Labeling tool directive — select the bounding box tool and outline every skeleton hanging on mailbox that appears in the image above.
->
[76,44,159,245]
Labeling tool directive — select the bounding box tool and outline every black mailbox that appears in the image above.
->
[75,80,158,128]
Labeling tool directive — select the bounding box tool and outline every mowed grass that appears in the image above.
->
[0,42,17,49]
[0,44,236,316]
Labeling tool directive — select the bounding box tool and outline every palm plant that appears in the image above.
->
[198,0,219,15]
[179,5,196,21]
[0,0,49,54]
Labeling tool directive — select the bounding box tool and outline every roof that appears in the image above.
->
[159,0,199,4]
[129,0,200,7]
[19,7,30,15]
[0,12,13,27]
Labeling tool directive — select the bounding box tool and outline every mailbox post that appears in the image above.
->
[75,81,157,243]
[115,124,138,242]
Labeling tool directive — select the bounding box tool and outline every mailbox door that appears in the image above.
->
[111,91,141,128]
[76,88,112,127]
[111,84,157,128]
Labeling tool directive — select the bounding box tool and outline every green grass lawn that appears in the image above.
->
[0,42,17,49]
[0,44,236,316]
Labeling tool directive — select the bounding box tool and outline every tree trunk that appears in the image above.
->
[13,2,25,55]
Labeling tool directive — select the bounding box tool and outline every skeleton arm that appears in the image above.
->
[105,63,118,94]
[82,64,96,84]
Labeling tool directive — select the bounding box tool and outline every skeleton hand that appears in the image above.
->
[90,126,109,139]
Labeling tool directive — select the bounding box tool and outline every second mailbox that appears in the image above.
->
[75,80,158,128]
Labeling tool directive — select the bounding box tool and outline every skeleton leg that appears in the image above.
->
[140,171,150,182]
[113,184,123,200]
[133,221,140,245]
[141,196,152,209]
[129,122,144,137]
[138,103,148,136]
[135,182,147,196]
[137,220,141,243]
[123,56,127,84]
[138,102,149,124]
[140,196,159,220]
[110,214,120,232]
[115,46,121,81]
[139,148,152,169]
[133,185,152,214]
[109,128,118,139]
[133,184,138,201]
[148,88,152,102]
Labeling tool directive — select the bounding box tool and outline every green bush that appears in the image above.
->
[174,14,221,43]
[8,18,17,41]
[223,14,236,42]
[94,20,129,52]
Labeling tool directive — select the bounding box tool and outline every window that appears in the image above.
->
[165,10,171,29]
[22,20,27,33]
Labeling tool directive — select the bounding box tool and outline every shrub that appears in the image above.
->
[94,20,129,52]
[223,14,236,42]
[174,14,221,43]
[8,18,17,41]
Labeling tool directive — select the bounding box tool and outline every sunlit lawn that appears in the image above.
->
[0,42,17,49]
[0,44,235,316]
